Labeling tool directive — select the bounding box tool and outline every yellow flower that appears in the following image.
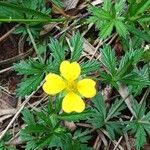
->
[43,60,96,113]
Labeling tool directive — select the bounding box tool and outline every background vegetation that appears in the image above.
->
[0,0,150,150]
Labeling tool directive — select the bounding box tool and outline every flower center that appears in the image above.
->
[66,81,77,92]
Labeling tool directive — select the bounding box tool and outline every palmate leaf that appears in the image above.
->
[128,65,150,95]
[115,19,128,38]
[103,0,112,11]
[48,38,65,71]
[117,49,144,78]
[13,58,46,75]
[24,124,48,133]
[100,45,116,76]
[88,6,112,21]
[100,20,114,39]
[89,93,125,138]
[106,122,123,139]
[88,93,106,128]
[22,108,36,125]
[114,0,126,13]
[21,105,68,150]
[121,72,150,86]
[69,32,83,62]
[62,132,93,150]
[73,129,91,143]
[127,25,150,43]
[135,125,146,150]
[107,99,126,120]
[81,60,100,75]
[126,100,150,150]
[16,73,44,97]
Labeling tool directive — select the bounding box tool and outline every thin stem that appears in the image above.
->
[0,18,65,23]
[26,26,43,62]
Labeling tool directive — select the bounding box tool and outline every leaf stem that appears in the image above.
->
[0,18,65,23]
[26,26,43,63]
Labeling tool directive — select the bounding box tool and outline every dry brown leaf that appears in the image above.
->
[63,0,79,10]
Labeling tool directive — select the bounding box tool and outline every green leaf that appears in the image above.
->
[128,65,149,95]
[69,32,83,62]
[117,49,144,78]
[127,25,150,42]
[0,1,62,24]
[133,0,150,16]
[22,108,35,125]
[73,129,91,143]
[81,60,100,75]
[16,73,44,97]
[48,39,65,70]
[106,123,122,139]
[100,20,114,39]
[88,93,106,128]
[57,109,92,121]
[100,45,116,76]
[135,125,146,150]
[115,20,128,38]
[89,6,112,20]
[35,134,53,149]
[25,140,37,150]
[93,93,106,118]
[138,15,150,22]
[126,100,150,150]
[24,125,48,133]
[107,99,126,120]
[103,0,112,11]
[115,0,126,13]
[121,72,150,86]
[20,131,35,142]
[0,1,49,19]
[50,0,64,8]
[13,58,45,75]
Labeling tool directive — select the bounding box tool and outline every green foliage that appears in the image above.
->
[50,0,64,8]
[13,58,46,97]
[62,129,93,150]
[69,32,83,62]
[88,93,126,139]
[0,1,57,24]
[88,0,150,39]
[88,0,128,38]
[13,32,87,97]
[100,45,116,76]
[20,103,93,150]
[16,74,44,97]
[0,133,16,150]
[57,109,92,121]
[13,58,46,75]
[48,38,65,72]
[129,65,150,95]
[99,45,150,89]
[126,100,150,150]
[81,60,100,75]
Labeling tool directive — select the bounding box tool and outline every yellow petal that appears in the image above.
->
[60,61,81,81]
[62,92,85,113]
[42,73,65,95]
[77,79,96,98]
